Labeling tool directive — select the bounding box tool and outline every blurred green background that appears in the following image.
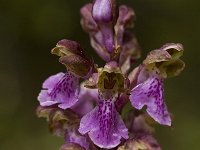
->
[0,0,199,149]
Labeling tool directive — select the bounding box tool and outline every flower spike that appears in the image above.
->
[37,1,185,149]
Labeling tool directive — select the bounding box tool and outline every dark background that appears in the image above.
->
[0,0,199,149]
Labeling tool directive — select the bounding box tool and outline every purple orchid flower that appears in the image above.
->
[79,62,128,149]
[130,67,171,126]
[129,43,184,126]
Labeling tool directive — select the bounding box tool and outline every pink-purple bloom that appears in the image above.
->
[130,69,171,126]
[37,0,185,149]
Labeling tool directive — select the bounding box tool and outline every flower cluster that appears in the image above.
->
[37,0,185,149]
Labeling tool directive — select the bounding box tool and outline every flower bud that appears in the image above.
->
[52,39,95,78]
[80,4,111,61]
[92,0,113,23]
[36,106,80,136]
[92,0,116,53]
[143,43,185,78]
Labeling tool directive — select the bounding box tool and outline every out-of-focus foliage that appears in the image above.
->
[0,0,199,150]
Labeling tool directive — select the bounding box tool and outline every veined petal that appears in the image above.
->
[78,99,128,149]
[130,75,171,126]
[38,72,79,109]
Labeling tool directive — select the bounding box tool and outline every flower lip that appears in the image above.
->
[38,72,79,110]
[130,68,171,126]
[78,99,128,149]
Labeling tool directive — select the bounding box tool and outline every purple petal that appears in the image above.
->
[130,75,171,126]
[38,72,79,109]
[79,99,128,149]
[90,32,110,61]
[100,24,114,53]
[71,83,98,116]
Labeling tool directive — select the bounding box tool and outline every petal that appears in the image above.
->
[38,72,79,109]
[90,33,110,61]
[130,75,171,126]
[99,24,114,53]
[42,72,65,89]
[79,100,128,149]
[71,83,98,116]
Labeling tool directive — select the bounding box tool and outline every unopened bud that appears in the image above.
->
[92,0,113,23]
[92,0,116,53]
